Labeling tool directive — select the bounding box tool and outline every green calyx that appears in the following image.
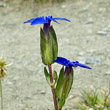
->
[55,66,74,108]
[40,26,58,65]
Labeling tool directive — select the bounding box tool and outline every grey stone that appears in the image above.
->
[0,2,6,7]
[98,8,106,13]
[83,18,94,24]
[82,3,93,11]
[82,6,89,11]
[85,57,101,64]
[96,28,108,35]
[97,31,107,35]
[40,90,46,94]
[68,95,74,100]
[105,71,110,75]
[6,81,13,85]
[78,51,85,56]
[24,96,32,100]
[61,5,66,8]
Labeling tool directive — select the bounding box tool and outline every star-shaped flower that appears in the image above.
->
[53,57,91,69]
[24,16,70,35]
[24,16,70,25]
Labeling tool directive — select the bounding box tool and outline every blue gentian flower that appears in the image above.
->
[24,16,70,35]
[24,16,70,25]
[53,57,91,69]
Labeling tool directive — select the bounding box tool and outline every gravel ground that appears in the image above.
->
[0,0,110,110]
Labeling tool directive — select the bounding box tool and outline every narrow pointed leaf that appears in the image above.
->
[58,98,65,109]
[50,71,58,87]
[55,67,64,99]
[44,67,50,85]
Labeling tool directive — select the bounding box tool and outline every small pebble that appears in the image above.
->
[87,49,95,56]
[96,31,107,35]
[82,2,92,11]
[83,18,94,24]
[0,2,6,7]
[7,81,13,85]
[105,71,110,75]
[82,6,89,11]
[98,8,106,13]
[96,28,108,35]
[40,90,46,94]
[88,49,95,53]
[68,95,74,100]
[85,57,101,64]
[24,96,31,100]
[78,51,85,56]
[61,5,66,8]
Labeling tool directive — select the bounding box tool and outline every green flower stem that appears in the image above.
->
[0,79,3,110]
[48,64,58,110]
[48,64,53,83]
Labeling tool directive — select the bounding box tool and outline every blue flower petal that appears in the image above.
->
[48,17,60,24]
[24,18,36,23]
[75,61,91,69]
[54,17,71,22]
[53,57,91,69]
[46,16,52,20]
[31,16,48,25]
[68,62,77,67]
[50,18,60,24]
[53,57,70,67]
[72,61,91,69]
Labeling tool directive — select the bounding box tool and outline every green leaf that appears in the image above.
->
[55,67,64,99]
[50,70,58,87]
[58,98,65,109]
[44,67,50,85]
[76,103,88,110]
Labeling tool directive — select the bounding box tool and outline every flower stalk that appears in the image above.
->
[0,57,7,110]
[0,79,3,110]
[48,64,58,110]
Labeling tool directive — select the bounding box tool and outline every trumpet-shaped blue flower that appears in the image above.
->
[53,57,91,69]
